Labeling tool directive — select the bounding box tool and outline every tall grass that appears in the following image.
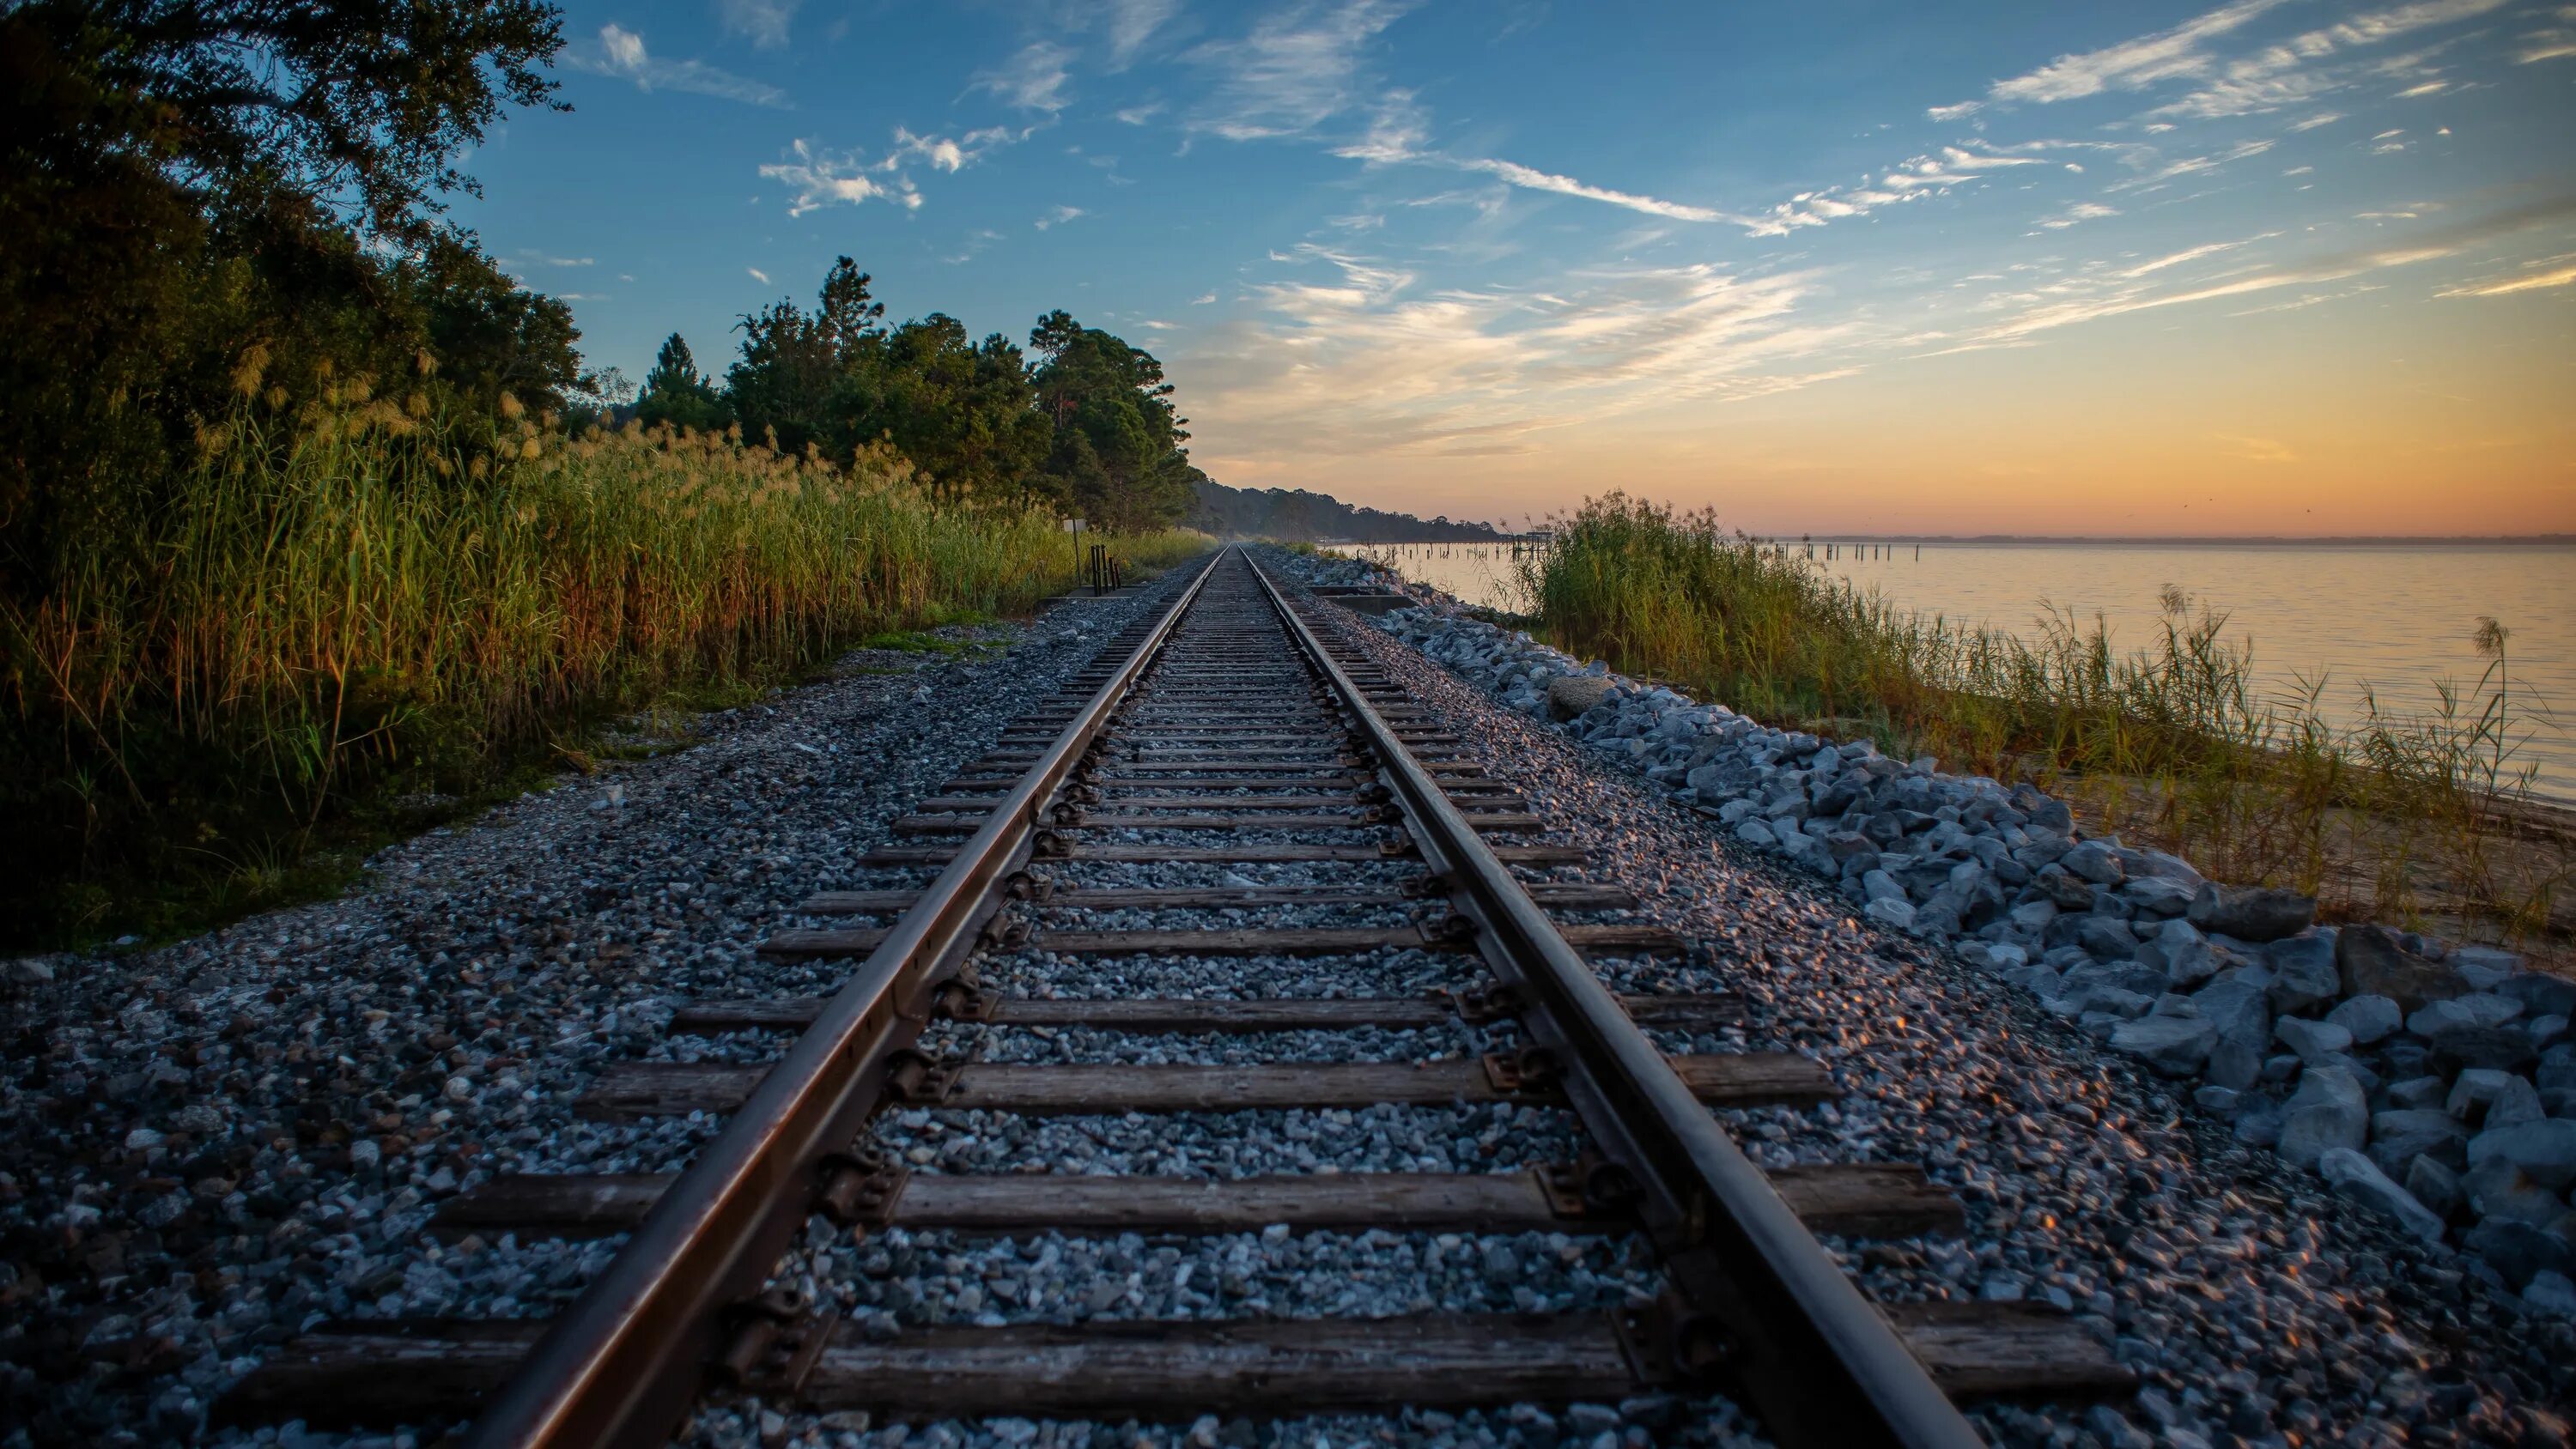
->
[1,358,1206,944]
[1524,494,2567,948]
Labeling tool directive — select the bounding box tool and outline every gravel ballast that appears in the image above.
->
[12,542,2570,1449]
[1276,548,2574,1447]
[0,579,1182,1448]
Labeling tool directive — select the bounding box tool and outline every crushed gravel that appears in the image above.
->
[0,579,1184,1448]
[1283,549,2576,1449]
[23,541,2561,1449]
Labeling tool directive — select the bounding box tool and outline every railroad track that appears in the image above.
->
[216,546,2129,1446]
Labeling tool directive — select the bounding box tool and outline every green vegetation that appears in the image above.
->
[641,266,1206,530]
[1524,494,2568,947]
[2,383,1203,946]
[0,1,1213,947]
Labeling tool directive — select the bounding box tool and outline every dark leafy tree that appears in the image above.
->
[1028,310,1195,531]
[868,317,1049,506]
[11,0,564,243]
[0,0,574,592]
[726,258,884,455]
[637,333,731,433]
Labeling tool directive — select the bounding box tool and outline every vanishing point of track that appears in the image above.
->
[219,547,2130,1446]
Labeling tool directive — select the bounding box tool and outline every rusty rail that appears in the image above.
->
[461,551,1219,1449]
[1247,557,1984,1449]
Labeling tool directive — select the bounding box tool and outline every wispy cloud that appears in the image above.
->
[1336,98,1741,223]
[2438,254,2576,295]
[890,125,1024,173]
[1341,113,1740,222]
[760,139,923,215]
[975,41,1074,112]
[1960,194,2576,346]
[1184,0,1413,140]
[568,24,787,107]
[1036,204,1086,230]
[756,125,1025,216]
[1932,0,2291,115]
[1106,0,1183,66]
[2519,7,2576,62]
[2217,434,2300,463]
[2038,201,2121,229]
[2110,137,2275,190]
[1182,245,1857,463]
[720,0,799,49]
[517,252,596,268]
[1340,89,2055,235]
[941,229,1006,265]
[2148,0,2507,118]
[1446,156,1728,221]
[748,267,771,285]
[1928,0,2506,120]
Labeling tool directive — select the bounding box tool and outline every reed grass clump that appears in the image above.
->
[1523,494,2567,949]
[1,373,1206,945]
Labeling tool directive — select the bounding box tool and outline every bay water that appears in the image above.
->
[1337,540,2576,802]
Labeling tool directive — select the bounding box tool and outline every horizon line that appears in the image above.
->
[1429,530,2576,546]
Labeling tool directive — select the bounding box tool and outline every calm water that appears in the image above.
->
[1338,540,2576,801]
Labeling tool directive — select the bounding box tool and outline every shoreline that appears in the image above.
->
[1353,535,2576,549]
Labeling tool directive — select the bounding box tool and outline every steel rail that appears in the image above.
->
[465,549,1221,1449]
[1247,556,1984,1449]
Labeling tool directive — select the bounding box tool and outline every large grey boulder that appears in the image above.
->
[1546,674,1614,721]
[2263,936,2342,1016]
[2195,980,2273,1091]
[2317,1148,2446,1243]
[2464,1157,2571,1228]
[2274,1016,2353,1063]
[2039,870,2098,912]
[2336,924,2467,1011]
[2326,993,2403,1046]
[2499,971,2576,1020]
[2367,1109,2469,1178]
[2075,915,2140,961]
[2109,1015,2218,1077]
[2468,1119,2576,1192]
[2410,993,2537,1071]
[2463,1217,2574,1289]
[2407,1155,2463,1218]
[2448,1068,2546,1128]
[2062,840,2125,886]
[2385,1075,2449,1110]
[2276,1065,2369,1169]
[2122,875,2198,918]
[2186,884,2315,943]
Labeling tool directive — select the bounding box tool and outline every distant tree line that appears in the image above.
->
[636,262,1200,531]
[1188,480,1506,543]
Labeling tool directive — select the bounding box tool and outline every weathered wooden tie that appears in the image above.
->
[670,990,1740,1035]
[758,922,1680,961]
[573,1053,1835,1119]
[433,1162,1963,1242]
[220,1302,2129,1428]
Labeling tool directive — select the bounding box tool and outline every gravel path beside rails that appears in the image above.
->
[1283,549,2575,1447]
[0,585,1177,1448]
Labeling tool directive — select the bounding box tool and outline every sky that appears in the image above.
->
[453,0,2576,537]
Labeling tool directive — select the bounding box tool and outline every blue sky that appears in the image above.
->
[455,0,2576,534]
